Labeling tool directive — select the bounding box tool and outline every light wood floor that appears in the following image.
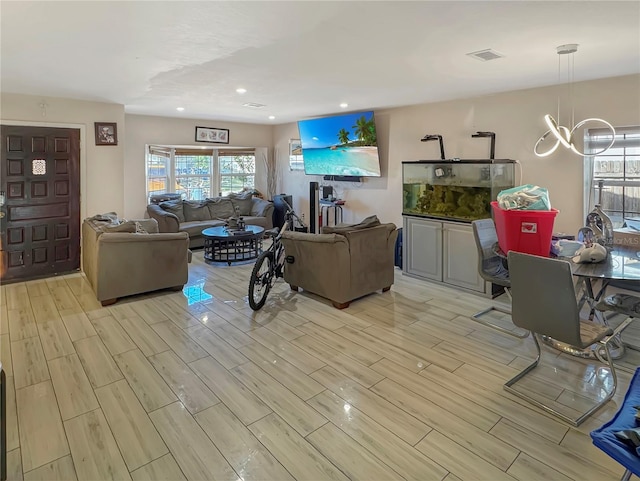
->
[1,250,635,481]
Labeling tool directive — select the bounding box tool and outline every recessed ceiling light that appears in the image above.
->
[176,107,185,111]
[236,88,247,94]
[340,103,348,108]
[268,115,275,120]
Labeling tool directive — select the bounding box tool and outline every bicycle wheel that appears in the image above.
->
[248,251,274,310]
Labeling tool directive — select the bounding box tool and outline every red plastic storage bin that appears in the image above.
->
[491,201,559,257]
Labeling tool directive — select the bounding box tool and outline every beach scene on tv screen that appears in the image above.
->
[298,111,381,177]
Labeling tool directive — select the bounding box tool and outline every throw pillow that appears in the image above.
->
[159,200,185,223]
[322,215,381,235]
[183,200,211,222]
[227,192,253,216]
[104,220,138,233]
[88,212,121,224]
[206,198,235,219]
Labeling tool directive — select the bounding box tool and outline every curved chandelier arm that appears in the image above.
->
[534,130,561,157]
[568,118,616,156]
[544,115,572,149]
[535,118,616,157]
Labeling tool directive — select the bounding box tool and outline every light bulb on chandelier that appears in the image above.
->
[534,44,615,157]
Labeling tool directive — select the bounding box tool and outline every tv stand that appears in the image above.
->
[323,175,361,182]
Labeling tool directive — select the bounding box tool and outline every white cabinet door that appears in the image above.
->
[442,223,485,293]
[404,217,442,281]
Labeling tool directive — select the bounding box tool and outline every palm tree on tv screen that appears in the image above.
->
[337,128,350,145]
[352,116,376,146]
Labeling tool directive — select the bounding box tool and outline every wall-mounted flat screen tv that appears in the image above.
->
[297,111,381,177]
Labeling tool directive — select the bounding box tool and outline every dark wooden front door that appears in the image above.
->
[1,125,80,282]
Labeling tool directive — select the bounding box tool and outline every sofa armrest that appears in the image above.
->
[129,218,159,233]
[345,224,398,295]
[280,232,351,302]
[281,231,342,244]
[98,232,189,244]
[251,198,274,218]
[147,204,179,232]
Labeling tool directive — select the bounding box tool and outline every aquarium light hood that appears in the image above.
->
[471,131,496,159]
[421,134,446,160]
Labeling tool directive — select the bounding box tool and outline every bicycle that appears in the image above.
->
[248,200,306,310]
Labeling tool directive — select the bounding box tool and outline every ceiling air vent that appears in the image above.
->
[242,102,266,109]
[466,49,504,62]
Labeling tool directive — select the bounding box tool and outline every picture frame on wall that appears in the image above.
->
[94,122,118,145]
[289,139,304,171]
[195,126,230,144]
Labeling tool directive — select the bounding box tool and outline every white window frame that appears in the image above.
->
[584,126,640,227]
[174,150,215,200]
[217,151,256,197]
[146,147,171,201]
[145,146,256,201]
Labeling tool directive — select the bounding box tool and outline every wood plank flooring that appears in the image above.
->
[0,250,632,480]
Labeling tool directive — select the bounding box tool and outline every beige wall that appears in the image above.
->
[124,114,273,218]
[275,74,640,235]
[4,74,639,235]
[1,93,125,219]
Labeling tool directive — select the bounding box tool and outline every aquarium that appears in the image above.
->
[402,159,516,222]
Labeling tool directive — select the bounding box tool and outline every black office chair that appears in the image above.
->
[505,251,634,426]
[470,219,528,338]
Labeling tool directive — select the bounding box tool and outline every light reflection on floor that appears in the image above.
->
[182,279,213,305]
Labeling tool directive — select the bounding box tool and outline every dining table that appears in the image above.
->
[568,246,640,359]
[494,243,640,360]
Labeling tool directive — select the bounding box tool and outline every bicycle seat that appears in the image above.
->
[264,228,280,238]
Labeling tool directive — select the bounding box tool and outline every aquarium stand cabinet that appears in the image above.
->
[402,216,488,295]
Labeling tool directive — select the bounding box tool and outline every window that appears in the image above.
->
[218,151,255,196]
[145,146,255,201]
[586,127,640,227]
[175,149,213,200]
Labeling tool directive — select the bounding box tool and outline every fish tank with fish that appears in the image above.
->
[402,159,516,222]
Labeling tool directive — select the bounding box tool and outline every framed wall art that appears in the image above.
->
[95,122,118,145]
[195,126,230,144]
[289,139,304,171]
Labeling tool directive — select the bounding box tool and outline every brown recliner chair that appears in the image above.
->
[280,220,398,309]
[82,216,190,306]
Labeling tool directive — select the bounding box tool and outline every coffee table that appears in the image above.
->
[202,225,264,265]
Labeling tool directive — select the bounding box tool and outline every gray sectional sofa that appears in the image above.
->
[147,193,274,248]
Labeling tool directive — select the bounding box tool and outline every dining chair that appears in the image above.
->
[470,219,528,338]
[505,251,634,426]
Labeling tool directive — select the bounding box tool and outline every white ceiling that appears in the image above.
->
[2,1,639,125]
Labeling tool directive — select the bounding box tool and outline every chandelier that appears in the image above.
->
[534,44,615,157]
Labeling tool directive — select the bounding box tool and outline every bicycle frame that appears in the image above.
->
[248,199,306,310]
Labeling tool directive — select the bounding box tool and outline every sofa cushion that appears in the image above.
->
[228,192,253,216]
[322,215,381,235]
[206,198,235,219]
[179,219,226,237]
[183,200,211,222]
[159,200,185,223]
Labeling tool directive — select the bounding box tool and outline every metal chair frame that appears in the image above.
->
[504,318,634,426]
[470,219,528,338]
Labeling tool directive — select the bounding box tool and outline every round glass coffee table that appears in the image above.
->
[202,225,264,265]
